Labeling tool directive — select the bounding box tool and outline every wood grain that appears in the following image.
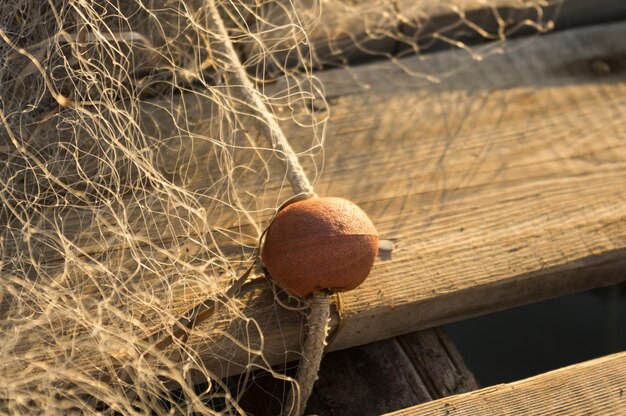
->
[395,329,479,398]
[385,351,626,415]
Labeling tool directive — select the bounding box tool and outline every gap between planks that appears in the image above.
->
[306,327,479,416]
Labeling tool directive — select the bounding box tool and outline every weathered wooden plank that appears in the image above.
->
[306,328,479,416]
[243,0,626,70]
[385,351,626,415]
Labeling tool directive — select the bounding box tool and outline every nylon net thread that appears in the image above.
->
[0,1,557,414]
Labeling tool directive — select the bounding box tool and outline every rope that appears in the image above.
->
[206,2,327,415]
[206,0,315,198]
[283,291,331,416]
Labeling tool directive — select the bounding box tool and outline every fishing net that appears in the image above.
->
[0,1,557,414]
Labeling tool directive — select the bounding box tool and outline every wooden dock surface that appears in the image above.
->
[5,8,626,382]
[386,351,626,415]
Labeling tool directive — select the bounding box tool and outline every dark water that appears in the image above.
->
[445,283,626,387]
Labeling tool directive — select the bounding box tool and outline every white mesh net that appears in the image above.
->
[0,1,557,414]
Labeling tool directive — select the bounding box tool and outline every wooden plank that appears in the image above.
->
[385,351,626,415]
[6,20,626,383]
[243,0,626,70]
[395,329,479,398]
[244,0,549,69]
[306,328,479,415]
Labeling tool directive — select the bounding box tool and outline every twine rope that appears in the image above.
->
[206,2,328,415]
[206,0,315,198]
